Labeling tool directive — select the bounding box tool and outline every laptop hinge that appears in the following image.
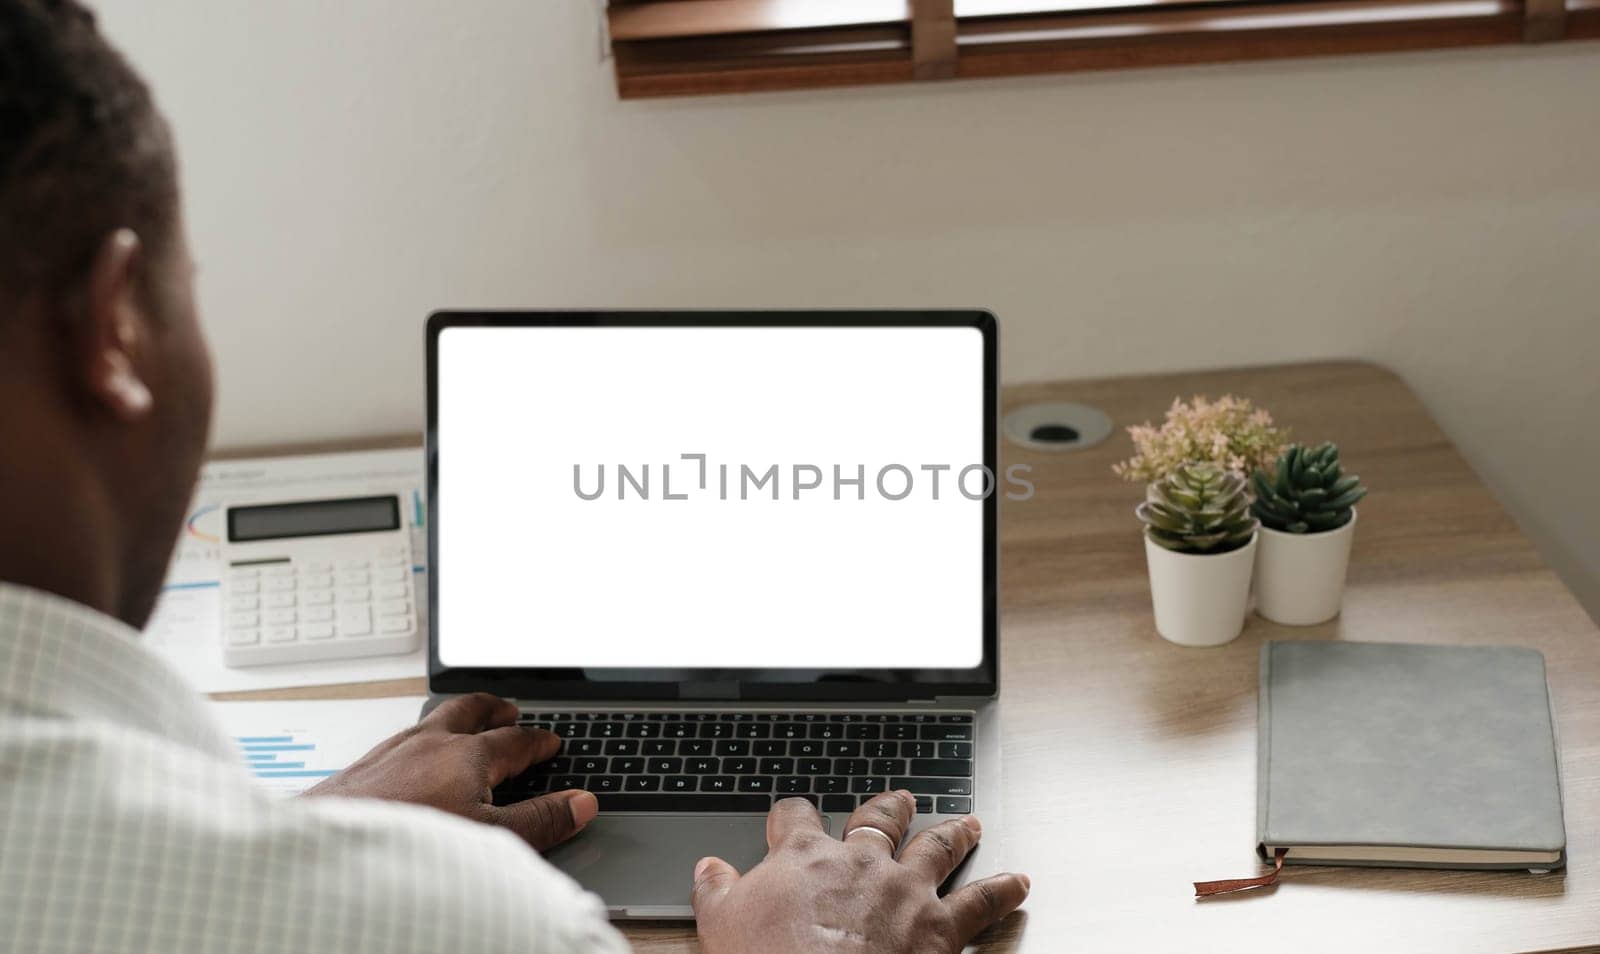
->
[680,682,741,701]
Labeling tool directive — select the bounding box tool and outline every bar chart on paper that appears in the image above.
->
[214,696,427,796]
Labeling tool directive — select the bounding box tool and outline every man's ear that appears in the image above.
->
[81,228,154,421]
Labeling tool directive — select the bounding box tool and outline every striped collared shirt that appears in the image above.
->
[0,582,630,953]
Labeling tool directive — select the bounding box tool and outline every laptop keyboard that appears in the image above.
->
[494,711,976,816]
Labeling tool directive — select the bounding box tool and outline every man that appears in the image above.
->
[0,2,1030,951]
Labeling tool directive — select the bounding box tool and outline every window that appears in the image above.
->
[605,0,1599,98]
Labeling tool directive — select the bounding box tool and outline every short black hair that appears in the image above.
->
[0,0,177,304]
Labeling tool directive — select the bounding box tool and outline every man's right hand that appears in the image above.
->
[692,791,1030,953]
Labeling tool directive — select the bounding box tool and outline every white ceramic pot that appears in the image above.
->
[1253,509,1357,626]
[1143,532,1257,647]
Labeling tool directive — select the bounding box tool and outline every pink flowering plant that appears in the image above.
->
[1113,395,1287,483]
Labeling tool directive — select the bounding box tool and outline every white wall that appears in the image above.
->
[95,1,1600,619]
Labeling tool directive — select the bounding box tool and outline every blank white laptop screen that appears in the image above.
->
[435,325,985,670]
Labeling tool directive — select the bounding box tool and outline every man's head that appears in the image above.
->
[0,0,211,627]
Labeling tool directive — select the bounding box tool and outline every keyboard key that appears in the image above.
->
[833,759,867,776]
[663,775,696,792]
[890,777,973,796]
[920,725,974,741]
[753,740,786,757]
[774,723,807,740]
[809,724,842,740]
[546,757,572,773]
[736,723,770,739]
[626,722,661,738]
[596,793,769,813]
[378,617,410,634]
[851,777,887,794]
[681,739,713,757]
[830,714,858,723]
[227,629,259,646]
[594,722,624,738]
[782,793,820,807]
[626,775,661,792]
[610,757,644,774]
[700,776,736,793]
[266,626,297,643]
[790,739,825,758]
[821,794,855,813]
[554,722,587,738]
[722,757,755,774]
[778,776,809,794]
[550,775,586,792]
[845,724,881,740]
[813,776,847,794]
[865,741,897,759]
[574,757,606,774]
[940,714,974,723]
[915,795,934,814]
[760,758,794,775]
[715,740,750,757]
[738,776,774,793]
[908,759,974,778]
[937,796,974,814]
[871,759,906,776]
[590,775,623,792]
[902,742,936,759]
[603,739,640,756]
[939,742,973,759]
[649,758,683,774]
[799,759,831,775]
[698,723,733,739]
[826,741,861,758]
[567,739,603,757]
[886,724,917,741]
[643,739,675,756]
[664,722,695,739]
[686,758,719,774]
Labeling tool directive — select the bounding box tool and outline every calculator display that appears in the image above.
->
[227,495,400,543]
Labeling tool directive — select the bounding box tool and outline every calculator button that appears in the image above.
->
[302,623,335,640]
[339,559,370,571]
[264,564,295,576]
[266,626,298,643]
[377,584,408,600]
[227,611,259,628]
[375,568,406,583]
[303,561,333,573]
[265,592,296,608]
[265,609,296,625]
[231,595,259,611]
[227,628,260,646]
[303,590,334,606]
[338,608,372,636]
[228,567,260,579]
[378,555,406,568]
[229,578,259,594]
[378,600,410,617]
[303,574,333,589]
[264,578,294,592]
[379,616,411,634]
[338,571,370,586]
[338,587,371,603]
[301,606,335,623]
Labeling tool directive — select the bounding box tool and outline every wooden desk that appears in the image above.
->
[222,361,1600,954]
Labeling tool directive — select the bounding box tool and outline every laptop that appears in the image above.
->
[423,311,1003,919]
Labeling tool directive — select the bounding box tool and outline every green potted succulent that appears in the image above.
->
[1249,442,1368,625]
[1136,462,1260,646]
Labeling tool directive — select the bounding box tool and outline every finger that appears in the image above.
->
[900,815,982,884]
[690,856,741,918]
[842,789,915,855]
[766,796,827,850]
[494,789,599,852]
[478,725,561,786]
[420,693,520,734]
[945,873,1031,941]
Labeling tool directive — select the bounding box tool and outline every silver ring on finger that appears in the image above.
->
[844,824,899,852]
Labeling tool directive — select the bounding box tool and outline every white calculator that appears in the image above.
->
[220,494,419,668]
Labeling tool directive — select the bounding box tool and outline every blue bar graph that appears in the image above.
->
[235,734,337,783]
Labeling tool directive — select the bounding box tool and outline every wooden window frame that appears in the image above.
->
[605,0,1600,99]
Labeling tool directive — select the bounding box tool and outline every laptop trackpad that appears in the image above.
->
[546,814,810,916]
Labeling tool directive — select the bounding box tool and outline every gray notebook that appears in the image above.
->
[1257,640,1566,871]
